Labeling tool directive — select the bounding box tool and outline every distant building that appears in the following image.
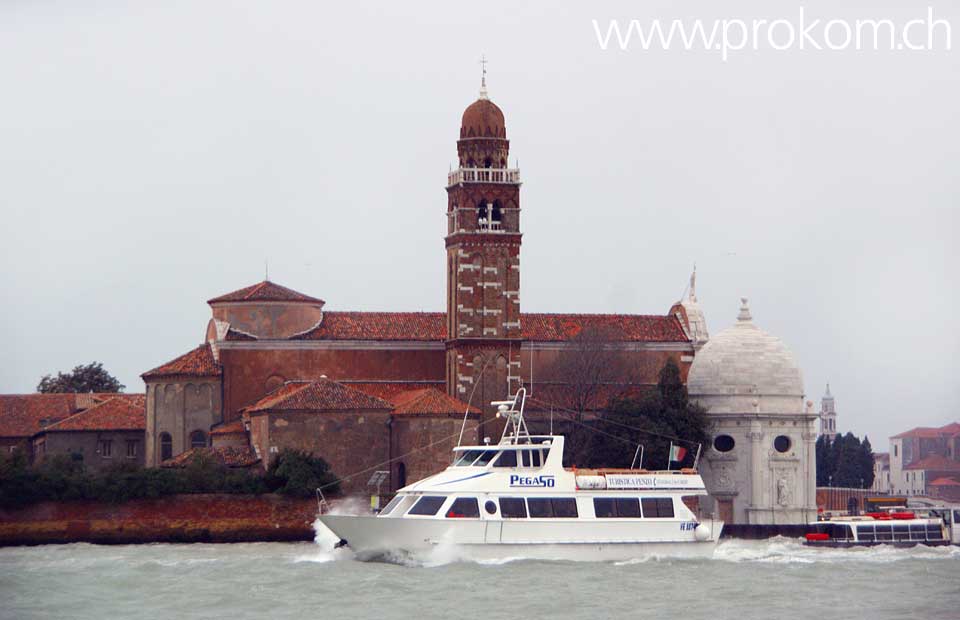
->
[0,393,144,463]
[689,298,817,525]
[32,396,146,472]
[819,384,838,441]
[889,422,960,495]
[872,452,891,493]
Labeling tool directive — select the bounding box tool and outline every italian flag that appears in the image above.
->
[669,445,687,462]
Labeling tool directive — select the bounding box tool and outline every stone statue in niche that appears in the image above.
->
[777,476,791,506]
[717,465,733,490]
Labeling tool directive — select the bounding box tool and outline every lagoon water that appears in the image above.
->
[1,523,958,620]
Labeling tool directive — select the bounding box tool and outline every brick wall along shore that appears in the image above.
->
[0,494,319,546]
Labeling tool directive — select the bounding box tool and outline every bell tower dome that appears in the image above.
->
[444,69,522,437]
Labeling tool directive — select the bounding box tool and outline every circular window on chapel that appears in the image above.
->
[713,435,735,453]
[774,435,792,453]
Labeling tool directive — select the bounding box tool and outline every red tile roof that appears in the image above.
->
[142,344,221,379]
[904,455,960,471]
[892,423,960,439]
[293,312,446,341]
[208,280,324,305]
[246,379,394,413]
[288,312,689,343]
[160,446,260,468]
[929,477,960,486]
[0,394,80,438]
[43,395,146,433]
[345,381,445,401]
[389,388,480,416]
[210,419,246,436]
[521,313,688,342]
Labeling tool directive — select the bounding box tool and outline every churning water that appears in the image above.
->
[1,522,958,620]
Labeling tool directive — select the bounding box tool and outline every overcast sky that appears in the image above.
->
[2,0,957,448]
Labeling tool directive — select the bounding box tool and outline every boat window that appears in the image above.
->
[408,496,446,516]
[446,497,480,519]
[379,495,405,516]
[552,498,578,518]
[909,524,927,540]
[616,498,641,518]
[493,450,517,467]
[893,524,910,542]
[875,524,893,541]
[528,498,553,518]
[454,450,484,466]
[641,498,675,518]
[521,450,531,467]
[829,524,853,540]
[484,500,497,515]
[500,497,527,518]
[857,525,876,542]
[531,450,542,467]
[926,524,944,540]
[474,450,498,467]
[593,498,617,518]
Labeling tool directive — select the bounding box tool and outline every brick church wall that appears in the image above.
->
[391,415,480,490]
[247,409,393,496]
[219,348,444,420]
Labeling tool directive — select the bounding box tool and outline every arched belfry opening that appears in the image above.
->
[477,199,503,231]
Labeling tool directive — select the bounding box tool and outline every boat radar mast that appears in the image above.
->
[494,388,529,444]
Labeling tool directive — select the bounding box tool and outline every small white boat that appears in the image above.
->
[318,389,723,561]
[804,507,954,548]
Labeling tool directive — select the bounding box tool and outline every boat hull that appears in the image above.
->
[318,514,722,561]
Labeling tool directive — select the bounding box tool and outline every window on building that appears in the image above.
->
[713,435,735,453]
[641,497,675,518]
[160,433,173,461]
[98,440,112,458]
[446,497,480,518]
[499,497,527,518]
[126,440,138,458]
[408,496,446,516]
[774,435,792,453]
[397,462,407,488]
[190,430,207,449]
[893,445,898,457]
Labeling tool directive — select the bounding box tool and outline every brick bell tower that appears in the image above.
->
[445,71,522,438]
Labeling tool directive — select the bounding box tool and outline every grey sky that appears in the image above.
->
[2,1,957,450]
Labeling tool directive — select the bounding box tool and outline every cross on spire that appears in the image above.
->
[479,54,489,100]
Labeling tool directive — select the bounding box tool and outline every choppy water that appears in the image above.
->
[1,521,958,620]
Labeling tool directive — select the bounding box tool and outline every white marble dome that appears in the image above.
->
[688,298,804,415]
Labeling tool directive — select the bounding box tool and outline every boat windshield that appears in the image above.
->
[454,450,499,466]
[454,450,484,466]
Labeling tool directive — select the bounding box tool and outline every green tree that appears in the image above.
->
[571,359,708,470]
[266,450,340,497]
[37,362,124,393]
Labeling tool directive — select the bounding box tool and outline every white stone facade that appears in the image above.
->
[689,298,818,525]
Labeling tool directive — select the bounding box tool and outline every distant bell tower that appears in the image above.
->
[819,383,838,441]
[445,63,522,437]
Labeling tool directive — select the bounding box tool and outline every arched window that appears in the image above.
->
[190,430,207,449]
[160,433,173,461]
[397,462,407,489]
[483,157,492,168]
[490,200,503,223]
[477,199,490,225]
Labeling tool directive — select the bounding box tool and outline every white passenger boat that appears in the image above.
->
[804,508,955,548]
[318,389,723,561]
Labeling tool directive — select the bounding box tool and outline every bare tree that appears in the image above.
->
[535,325,643,465]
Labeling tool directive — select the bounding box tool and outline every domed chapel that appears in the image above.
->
[688,298,818,525]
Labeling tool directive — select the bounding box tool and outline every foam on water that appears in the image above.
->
[310,517,960,568]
